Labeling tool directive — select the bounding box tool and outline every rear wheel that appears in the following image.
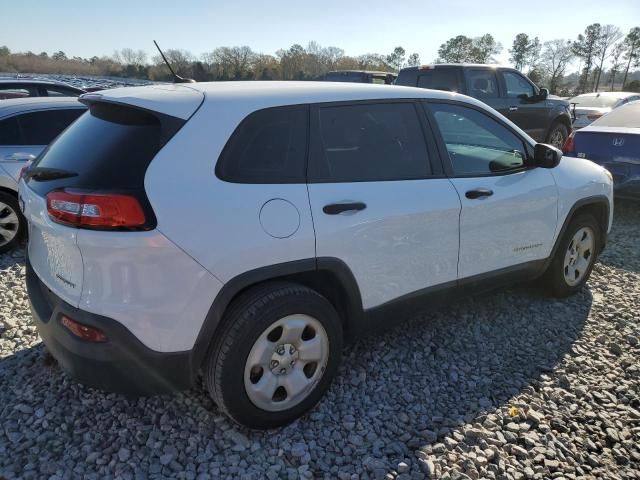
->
[0,192,25,254]
[546,122,570,149]
[204,282,343,429]
[545,214,600,297]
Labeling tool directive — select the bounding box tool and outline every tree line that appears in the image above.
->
[437,26,640,94]
[0,24,638,94]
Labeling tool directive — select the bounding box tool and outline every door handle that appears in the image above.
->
[465,188,494,199]
[509,106,518,112]
[323,202,367,215]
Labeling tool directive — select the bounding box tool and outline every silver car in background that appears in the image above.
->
[570,91,640,129]
[0,97,85,252]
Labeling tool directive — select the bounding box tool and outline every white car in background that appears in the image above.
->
[569,91,640,129]
[0,98,85,252]
[20,82,613,428]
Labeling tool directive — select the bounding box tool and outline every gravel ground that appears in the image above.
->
[1,200,639,480]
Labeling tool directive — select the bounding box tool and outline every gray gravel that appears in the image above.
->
[1,200,639,480]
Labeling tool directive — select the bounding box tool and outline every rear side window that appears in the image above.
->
[0,117,22,145]
[0,109,84,146]
[46,87,81,97]
[28,103,182,198]
[18,109,85,145]
[417,68,462,92]
[467,69,499,99]
[216,106,308,183]
[309,102,431,182]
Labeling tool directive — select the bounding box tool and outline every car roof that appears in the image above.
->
[570,91,638,99]
[326,70,397,76]
[587,101,640,129]
[0,78,82,89]
[0,97,85,117]
[400,63,510,71]
[85,81,493,119]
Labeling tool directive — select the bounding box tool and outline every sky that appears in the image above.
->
[2,0,639,67]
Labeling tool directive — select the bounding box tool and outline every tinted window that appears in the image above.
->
[503,71,535,98]
[18,109,85,145]
[0,87,31,99]
[310,102,431,182]
[0,117,22,145]
[46,87,80,97]
[467,70,499,99]
[216,106,308,183]
[417,68,462,92]
[28,103,172,198]
[430,103,526,175]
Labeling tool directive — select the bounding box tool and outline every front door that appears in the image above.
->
[306,100,461,309]
[499,70,548,141]
[427,101,558,279]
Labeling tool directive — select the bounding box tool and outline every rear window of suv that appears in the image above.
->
[27,103,182,196]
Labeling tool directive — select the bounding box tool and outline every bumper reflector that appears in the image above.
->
[61,316,107,343]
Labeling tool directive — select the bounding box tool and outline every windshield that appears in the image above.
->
[591,102,640,128]
[570,95,621,108]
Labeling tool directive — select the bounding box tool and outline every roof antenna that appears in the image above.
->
[153,40,196,83]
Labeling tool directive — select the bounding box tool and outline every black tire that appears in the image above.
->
[0,191,26,254]
[204,281,343,429]
[546,122,570,149]
[544,213,601,297]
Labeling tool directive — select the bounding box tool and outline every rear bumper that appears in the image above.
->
[26,258,194,395]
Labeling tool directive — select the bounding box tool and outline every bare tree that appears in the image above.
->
[609,42,626,90]
[541,40,574,94]
[594,25,623,91]
[622,27,640,89]
[113,48,148,66]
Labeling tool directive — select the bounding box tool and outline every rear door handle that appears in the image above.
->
[323,202,367,215]
[465,188,494,199]
[509,106,518,112]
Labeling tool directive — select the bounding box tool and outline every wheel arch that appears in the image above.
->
[550,195,610,264]
[545,113,572,141]
[191,257,364,371]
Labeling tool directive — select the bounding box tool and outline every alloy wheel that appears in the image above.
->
[244,314,329,412]
[563,226,595,287]
[0,201,19,248]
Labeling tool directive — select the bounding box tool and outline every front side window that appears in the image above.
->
[310,102,431,182]
[46,87,80,97]
[503,71,535,98]
[467,69,499,98]
[16,109,85,145]
[216,106,308,183]
[430,103,527,175]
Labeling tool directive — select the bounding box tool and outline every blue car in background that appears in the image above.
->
[563,101,640,199]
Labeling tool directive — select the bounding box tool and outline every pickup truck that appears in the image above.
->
[396,64,573,148]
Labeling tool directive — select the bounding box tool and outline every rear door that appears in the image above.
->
[498,70,547,141]
[463,68,504,112]
[426,101,558,279]
[306,100,461,310]
[0,108,85,183]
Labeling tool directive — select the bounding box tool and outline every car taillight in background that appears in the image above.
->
[562,132,575,155]
[61,315,107,342]
[46,189,147,230]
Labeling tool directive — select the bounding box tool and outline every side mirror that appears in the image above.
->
[534,143,562,168]
[539,88,549,100]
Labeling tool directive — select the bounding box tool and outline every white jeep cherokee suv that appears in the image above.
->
[19,82,613,428]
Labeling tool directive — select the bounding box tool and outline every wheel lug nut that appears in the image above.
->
[270,360,279,368]
[289,345,295,354]
[280,368,287,375]
[290,360,295,367]
[277,346,285,355]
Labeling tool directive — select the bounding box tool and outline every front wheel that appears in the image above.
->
[546,122,570,149]
[204,282,343,429]
[544,214,601,297]
[0,192,25,254]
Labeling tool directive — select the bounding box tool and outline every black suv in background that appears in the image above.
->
[396,64,572,148]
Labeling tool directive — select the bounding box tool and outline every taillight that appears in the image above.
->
[61,315,107,342]
[46,189,146,230]
[562,132,575,154]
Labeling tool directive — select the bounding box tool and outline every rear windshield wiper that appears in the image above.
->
[24,167,78,181]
